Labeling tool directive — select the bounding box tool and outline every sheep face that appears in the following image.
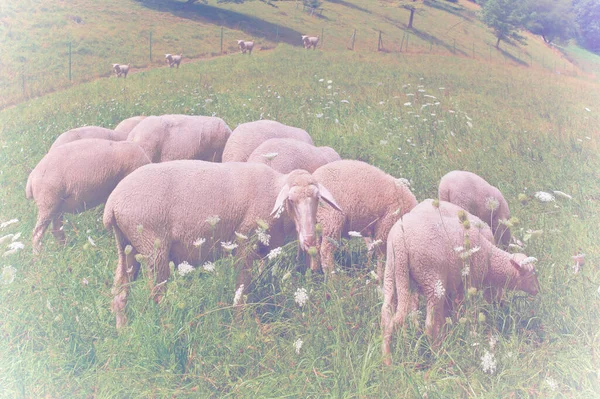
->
[271,171,341,251]
[509,254,540,296]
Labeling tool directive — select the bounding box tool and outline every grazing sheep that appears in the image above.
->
[49,126,129,151]
[103,161,341,328]
[127,114,232,162]
[26,139,150,252]
[381,199,540,365]
[302,35,319,50]
[237,40,255,54]
[318,146,343,163]
[247,138,341,174]
[439,170,511,247]
[114,116,147,135]
[165,53,182,68]
[112,64,130,78]
[312,160,417,278]
[222,120,313,163]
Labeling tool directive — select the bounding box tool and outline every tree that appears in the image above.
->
[481,0,527,48]
[573,0,600,53]
[525,0,575,44]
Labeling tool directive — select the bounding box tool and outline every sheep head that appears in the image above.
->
[271,169,341,251]
[508,253,540,296]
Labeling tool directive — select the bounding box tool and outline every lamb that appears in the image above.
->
[103,161,341,328]
[222,120,313,163]
[247,138,341,174]
[112,64,130,78]
[237,40,255,54]
[114,116,147,135]
[312,160,417,279]
[49,126,129,151]
[302,35,319,50]
[381,199,540,365]
[165,54,182,68]
[127,114,232,162]
[439,170,512,247]
[26,139,151,252]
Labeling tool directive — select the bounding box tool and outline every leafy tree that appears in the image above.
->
[481,0,527,49]
[525,0,575,44]
[573,0,600,53]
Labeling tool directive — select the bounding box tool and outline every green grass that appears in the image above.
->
[1,45,599,397]
[1,0,593,108]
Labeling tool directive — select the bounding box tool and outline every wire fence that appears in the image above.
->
[0,22,580,110]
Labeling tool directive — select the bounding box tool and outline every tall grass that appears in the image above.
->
[0,46,599,397]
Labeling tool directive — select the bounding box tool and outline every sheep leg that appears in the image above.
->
[146,242,170,304]
[425,295,445,347]
[318,214,344,273]
[51,214,66,245]
[111,236,141,329]
[32,215,52,253]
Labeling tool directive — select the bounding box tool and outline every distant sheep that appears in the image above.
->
[302,35,319,50]
[165,54,182,68]
[439,170,511,247]
[112,64,130,78]
[223,120,313,163]
[237,40,255,54]
[127,114,232,162]
[26,139,150,252]
[247,138,341,174]
[50,126,129,151]
[113,116,147,135]
[381,199,540,365]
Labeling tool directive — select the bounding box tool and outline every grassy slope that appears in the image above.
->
[1,0,594,108]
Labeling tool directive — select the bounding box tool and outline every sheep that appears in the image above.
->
[247,138,341,174]
[312,160,417,279]
[103,161,341,328]
[165,53,182,68]
[237,40,255,54]
[127,114,232,162]
[302,35,319,50]
[114,116,147,135]
[26,139,151,252]
[381,199,540,365]
[222,120,313,163]
[112,64,130,78]
[49,126,129,151]
[439,170,511,247]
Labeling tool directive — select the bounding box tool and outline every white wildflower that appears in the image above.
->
[233,284,245,306]
[545,377,558,391]
[1,265,16,284]
[367,239,383,252]
[177,261,195,276]
[193,238,206,247]
[11,232,21,242]
[220,241,238,252]
[327,80,332,84]
[404,102,412,106]
[294,287,309,307]
[434,280,445,299]
[202,262,215,272]
[273,205,284,219]
[585,107,591,112]
[519,257,538,267]
[481,350,497,374]
[461,266,470,277]
[235,232,248,240]
[454,246,465,253]
[318,78,324,82]
[489,335,498,350]
[206,215,221,227]
[315,113,324,118]
[294,338,303,354]
[205,98,213,103]
[255,227,271,246]
[348,231,362,238]
[82,278,89,286]
[267,247,282,260]
[466,121,473,128]
[0,219,18,229]
[261,152,278,161]
[553,190,572,200]
[46,299,53,313]
[534,191,555,202]
[0,235,14,245]
[380,140,388,145]
[459,246,481,260]
[485,197,499,211]
[328,85,332,90]
[87,236,96,247]
[340,100,349,104]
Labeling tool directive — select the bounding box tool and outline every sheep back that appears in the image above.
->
[247,138,339,174]
[114,116,147,135]
[50,126,127,151]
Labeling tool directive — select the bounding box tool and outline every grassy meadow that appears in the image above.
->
[1,0,600,397]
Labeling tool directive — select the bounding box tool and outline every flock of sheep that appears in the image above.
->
[26,114,540,364]
[111,35,320,78]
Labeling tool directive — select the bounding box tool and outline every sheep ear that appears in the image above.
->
[510,259,522,271]
[271,184,290,216]
[318,183,342,213]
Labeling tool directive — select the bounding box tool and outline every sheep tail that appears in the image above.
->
[103,195,117,230]
[25,173,33,200]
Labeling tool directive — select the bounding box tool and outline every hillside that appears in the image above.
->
[1,0,595,109]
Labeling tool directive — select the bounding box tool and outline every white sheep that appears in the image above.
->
[237,40,255,54]
[112,64,130,78]
[165,53,182,68]
[439,170,512,247]
[127,114,232,162]
[312,160,417,279]
[113,116,147,135]
[247,138,341,174]
[381,199,540,365]
[103,161,341,328]
[222,120,314,163]
[26,139,151,252]
[49,126,129,151]
[302,35,319,50]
